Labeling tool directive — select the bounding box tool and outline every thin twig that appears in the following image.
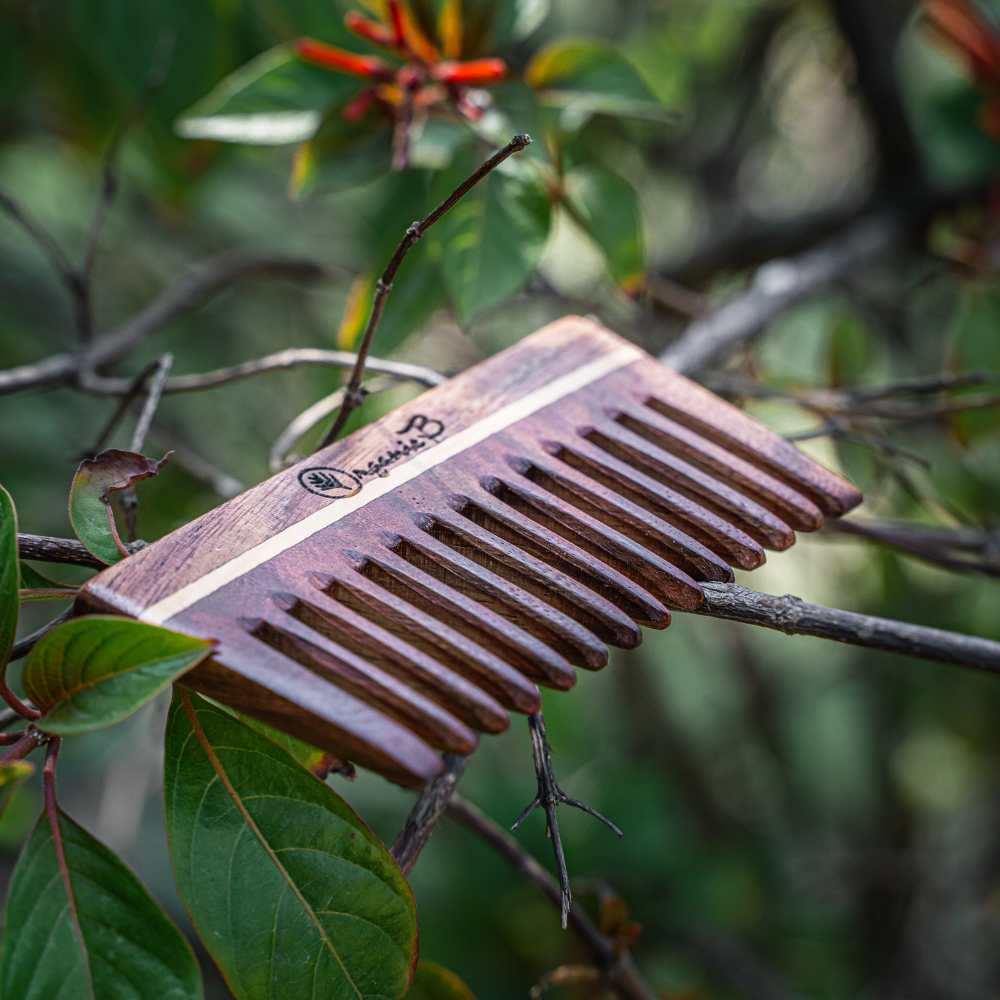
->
[511,711,623,929]
[270,377,397,471]
[318,133,533,447]
[391,753,468,874]
[0,253,333,395]
[0,189,76,288]
[447,796,657,1000]
[117,353,173,540]
[825,518,1000,578]
[692,583,1000,672]
[9,606,75,664]
[82,348,447,397]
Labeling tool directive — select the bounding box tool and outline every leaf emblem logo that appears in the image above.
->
[297,467,363,499]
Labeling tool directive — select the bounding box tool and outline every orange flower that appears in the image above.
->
[295,0,509,162]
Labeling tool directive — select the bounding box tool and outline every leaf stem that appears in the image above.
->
[316,132,533,448]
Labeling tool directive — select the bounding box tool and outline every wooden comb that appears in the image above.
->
[77,317,862,786]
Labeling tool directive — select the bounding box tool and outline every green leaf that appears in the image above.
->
[406,961,477,999]
[1,806,203,999]
[289,110,393,198]
[563,164,644,288]
[429,144,552,323]
[234,710,353,780]
[177,43,359,145]
[23,616,212,736]
[164,689,417,1000]
[68,448,169,566]
[0,484,17,667]
[525,38,667,121]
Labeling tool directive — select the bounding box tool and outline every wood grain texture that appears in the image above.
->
[77,316,861,786]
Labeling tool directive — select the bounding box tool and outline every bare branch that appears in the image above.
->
[17,534,105,568]
[661,208,907,375]
[825,518,1000,579]
[81,348,447,397]
[446,796,657,1000]
[318,133,533,446]
[9,606,75,663]
[692,583,1000,672]
[661,185,987,376]
[391,753,468,874]
[0,253,333,395]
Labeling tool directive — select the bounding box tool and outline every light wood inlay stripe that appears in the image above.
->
[138,345,643,626]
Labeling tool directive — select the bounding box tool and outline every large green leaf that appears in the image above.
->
[68,449,169,566]
[0,484,17,667]
[406,961,476,999]
[24,616,212,736]
[234,710,352,780]
[525,38,667,121]
[177,43,359,145]
[563,164,644,287]
[164,689,417,1000]
[429,143,551,323]
[0,806,202,999]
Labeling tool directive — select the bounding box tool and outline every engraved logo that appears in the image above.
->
[297,467,363,499]
[298,414,445,499]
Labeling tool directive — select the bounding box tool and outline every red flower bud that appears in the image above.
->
[344,12,395,49]
[295,38,391,79]
[387,0,407,48]
[432,58,507,85]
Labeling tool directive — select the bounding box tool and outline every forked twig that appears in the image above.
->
[512,711,623,929]
[317,132,533,447]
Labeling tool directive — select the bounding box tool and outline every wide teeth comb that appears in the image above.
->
[76,316,861,786]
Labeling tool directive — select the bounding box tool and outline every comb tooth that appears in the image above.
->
[400,522,623,662]
[614,404,825,531]
[316,570,541,715]
[564,427,796,551]
[426,509,646,646]
[190,639,442,787]
[483,475,712,609]
[456,494,671,628]
[636,379,862,515]
[356,549,579,690]
[508,445,766,573]
[276,591,509,734]
[249,612,478,755]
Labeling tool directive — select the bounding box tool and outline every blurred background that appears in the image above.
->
[2,0,999,997]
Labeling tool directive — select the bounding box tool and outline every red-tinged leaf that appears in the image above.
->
[68,449,170,565]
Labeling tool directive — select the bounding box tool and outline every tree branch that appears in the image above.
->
[391,753,468,874]
[0,253,333,395]
[661,185,986,376]
[81,348,447,396]
[446,796,657,1000]
[692,582,1000,671]
[318,133,533,446]
[17,534,105,568]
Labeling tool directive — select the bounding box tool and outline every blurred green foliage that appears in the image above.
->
[1,0,1000,997]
